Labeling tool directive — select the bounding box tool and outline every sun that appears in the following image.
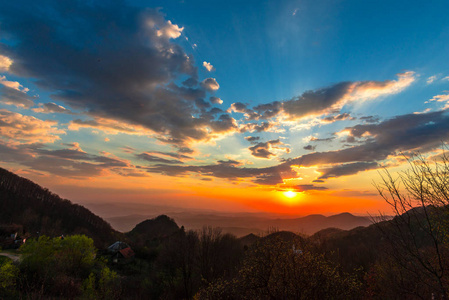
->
[283,190,297,198]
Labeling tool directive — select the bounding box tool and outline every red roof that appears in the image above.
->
[119,247,135,259]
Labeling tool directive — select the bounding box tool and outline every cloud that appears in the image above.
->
[245,136,260,143]
[0,75,29,92]
[136,152,184,164]
[248,139,290,159]
[121,146,136,153]
[0,141,145,178]
[359,115,380,123]
[203,61,215,72]
[201,78,220,91]
[346,71,416,102]
[0,2,235,149]
[428,92,449,108]
[155,20,184,39]
[443,76,449,81]
[317,162,379,179]
[144,151,192,160]
[145,159,295,185]
[427,75,437,84]
[32,102,74,114]
[68,117,151,136]
[285,110,449,173]
[240,122,277,133]
[0,85,34,108]
[282,72,415,120]
[282,82,353,119]
[210,96,223,105]
[228,72,415,124]
[310,136,335,142]
[303,145,316,151]
[143,109,449,186]
[294,184,328,192]
[0,109,64,144]
[321,113,354,123]
[0,55,13,72]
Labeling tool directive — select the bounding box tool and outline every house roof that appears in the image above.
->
[108,241,130,252]
[119,247,135,259]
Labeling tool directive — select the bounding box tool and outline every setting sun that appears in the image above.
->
[283,190,297,198]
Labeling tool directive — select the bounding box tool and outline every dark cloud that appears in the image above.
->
[0,1,235,148]
[295,184,328,192]
[0,141,137,178]
[224,72,414,123]
[245,136,260,143]
[209,96,223,105]
[0,85,35,108]
[253,101,282,119]
[136,152,184,164]
[359,115,380,123]
[217,159,243,167]
[284,110,449,175]
[310,136,335,142]
[146,151,192,160]
[33,102,75,114]
[317,162,379,179]
[145,110,449,184]
[248,139,290,159]
[303,145,316,151]
[200,78,219,91]
[282,82,352,119]
[240,122,275,133]
[145,160,294,185]
[322,113,354,123]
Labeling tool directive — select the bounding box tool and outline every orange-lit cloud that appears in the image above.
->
[0,109,64,144]
[155,20,184,39]
[203,61,215,72]
[0,55,13,72]
[201,78,220,91]
[33,102,74,114]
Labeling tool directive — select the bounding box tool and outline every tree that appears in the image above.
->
[19,234,96,297]
[0,259,19,297]
[374,152,449,298]
[197,235,361,299]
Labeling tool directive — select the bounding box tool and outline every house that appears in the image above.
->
[107,241,135,263]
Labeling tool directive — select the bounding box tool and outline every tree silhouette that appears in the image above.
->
[374,152,449,298]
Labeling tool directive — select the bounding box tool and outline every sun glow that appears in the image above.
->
[283,190,297,198]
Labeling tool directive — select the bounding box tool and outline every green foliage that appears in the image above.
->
[0,260,19,295]
[82,267,121,300]
[19,234,96,297]
[21,234,95,278]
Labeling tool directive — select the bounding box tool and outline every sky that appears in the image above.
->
[0,0,449,216]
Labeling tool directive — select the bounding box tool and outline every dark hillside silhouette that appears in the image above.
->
[0,167,117,247]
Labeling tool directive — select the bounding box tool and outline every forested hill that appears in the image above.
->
[0,167,117,247]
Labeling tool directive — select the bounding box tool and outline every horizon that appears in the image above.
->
[1,0,449,216]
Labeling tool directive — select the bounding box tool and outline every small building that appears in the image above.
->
[107,241,135,263]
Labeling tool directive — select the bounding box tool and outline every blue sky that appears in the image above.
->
[0,0,449,214]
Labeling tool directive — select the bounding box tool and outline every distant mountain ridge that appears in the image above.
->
[0,167,117,247]
[107,211,372,236]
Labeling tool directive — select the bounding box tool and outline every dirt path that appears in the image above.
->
[0,252,21,262]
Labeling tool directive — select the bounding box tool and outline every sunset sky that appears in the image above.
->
[1,0,449,216]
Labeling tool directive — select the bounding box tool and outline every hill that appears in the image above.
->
[107,211,372,236]
[0,167,117,247]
